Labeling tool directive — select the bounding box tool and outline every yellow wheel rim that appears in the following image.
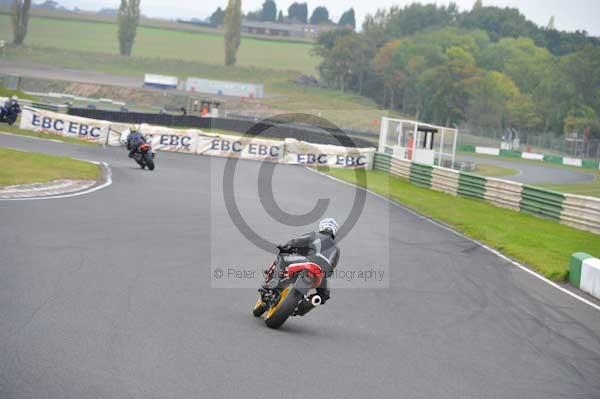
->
[266,287,291,319]
[254,298,264,310]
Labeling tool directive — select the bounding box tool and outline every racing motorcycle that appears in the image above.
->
[133,142,156,171]
[253,248,325,329]
[0,101,21,126]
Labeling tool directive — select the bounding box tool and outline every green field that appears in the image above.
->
[0,15,318,74]
[327,168,600,281]
[0,14,398,132]
[0,147,101,187]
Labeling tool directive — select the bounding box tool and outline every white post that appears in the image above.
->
[451,128,458,169]
[412,122,418,162]
[439,127,445,167]
[379,117,389,153]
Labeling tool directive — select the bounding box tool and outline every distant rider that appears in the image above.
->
[1,95,21,118]
[277,218,340,315]
[126,125,147,158]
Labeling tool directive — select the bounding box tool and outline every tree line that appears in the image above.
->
[210,1,356,30]
[315,3,600,137]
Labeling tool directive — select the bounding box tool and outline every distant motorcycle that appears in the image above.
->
[0,101,21,126]
[253,247,324,329]
[132,142,156,171]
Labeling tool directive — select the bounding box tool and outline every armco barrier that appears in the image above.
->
[570,253,600,299]
[582,160,600,169]
[389,157,411,180]
[520,186,564,221]
[375,152,600,235]
[373,153,391,173]
[430,167,459,195]
[499,149,522,158]
[457,144,476,153]
[409,163,433,188]
[484,178,523,211]
[68,108,373,148]
[21,107,376,169]
[561,194,600,234]
[458,172,487,200]
[543,154,564,164]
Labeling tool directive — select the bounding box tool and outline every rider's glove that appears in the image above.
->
[277,244,292,253]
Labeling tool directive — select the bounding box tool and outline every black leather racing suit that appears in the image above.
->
[281,231,340,304]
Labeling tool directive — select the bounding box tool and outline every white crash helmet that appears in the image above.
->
[318,218,339,238]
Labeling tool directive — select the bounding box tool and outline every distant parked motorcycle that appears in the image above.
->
[0,98,21,126]
[132,142,156,171]
[253,247,325,329]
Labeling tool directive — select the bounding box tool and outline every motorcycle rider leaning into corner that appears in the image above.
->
[2,95,20,114]
[276,218,340,315]
[126,125,147,159]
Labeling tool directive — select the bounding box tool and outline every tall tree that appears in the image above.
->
[224,0,242,66]
[261,0,277,22]
[373,40,406,109]
[472,0,483,11]
[11,0,32,45]
[338,8,356,30]
[465,71,520,128]
[546,16,555,30]
[117,0,141,56]
[277,10,284,23]
[310,6,330,25]
[426,47,479,125]
[209,7,225,25]
[288,2,308,24]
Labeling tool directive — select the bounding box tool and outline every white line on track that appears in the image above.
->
[308,168,600,313]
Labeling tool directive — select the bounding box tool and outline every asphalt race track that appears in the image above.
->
[1,133,600,399]
[457,154,596,184]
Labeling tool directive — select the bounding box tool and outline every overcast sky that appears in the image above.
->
[51,0,600,36]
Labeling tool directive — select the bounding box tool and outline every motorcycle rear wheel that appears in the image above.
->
[264,287,302,329]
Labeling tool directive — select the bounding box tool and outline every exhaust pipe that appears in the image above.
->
[311,295,322,307]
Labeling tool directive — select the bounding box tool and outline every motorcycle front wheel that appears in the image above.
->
[144,153,155,171]
[253,298,268,317]
[264,286,302,329]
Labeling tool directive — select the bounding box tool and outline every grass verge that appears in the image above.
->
[0,124,98,146]
[474,163,519,177]
[0,87,36,101]
[326,169,600,281]
[540,179,600,199]
[0,147,101,187]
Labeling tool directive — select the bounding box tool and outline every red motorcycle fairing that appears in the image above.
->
[286,262,324,288]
